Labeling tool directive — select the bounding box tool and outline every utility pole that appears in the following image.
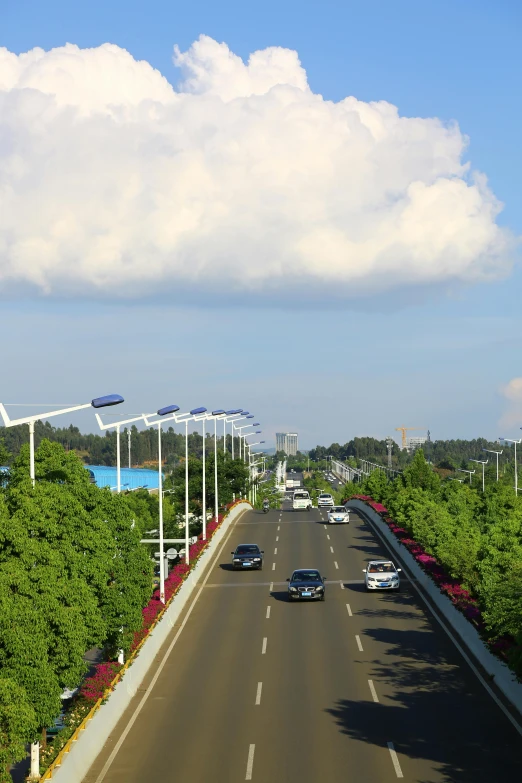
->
[128,429,132,468]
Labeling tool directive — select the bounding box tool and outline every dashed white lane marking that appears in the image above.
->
[326,534,330,540]
[255,682,263,705]
[334,561,339,570]
[272,562,276,571]
[387,742,404,778]
[245,744,256,780]
[346,603,352,616]
[323,524,327,530]
[270,582,273,592]
[276,536,279,542]
[368,679,379,702]
[355,635,364,652]
[266,606,271,619]
[262,637,267,654]
[274,547,278,555]
[277,525,280,531]
[340,581,345,590]
[330,546,334,553]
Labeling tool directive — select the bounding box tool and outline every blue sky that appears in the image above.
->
[1,0,521,449]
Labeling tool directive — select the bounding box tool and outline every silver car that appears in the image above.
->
[327,506,350,524]
[363,560,401,591]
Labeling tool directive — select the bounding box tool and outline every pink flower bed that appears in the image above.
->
[349,494,517,664]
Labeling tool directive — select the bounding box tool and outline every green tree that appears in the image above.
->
[0,678,38,783]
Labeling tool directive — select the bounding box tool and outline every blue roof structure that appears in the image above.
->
[85,465,161,491]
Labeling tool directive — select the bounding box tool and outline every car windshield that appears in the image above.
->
[236,546,260,555]
[331,507,345,513]
[294,492,308,499]
[368,562,395,573]
[292,571,321,582]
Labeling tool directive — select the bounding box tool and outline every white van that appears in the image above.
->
[293,490,312,511]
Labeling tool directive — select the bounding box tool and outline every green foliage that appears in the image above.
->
[368,449,522,674]
[0,678,37,783]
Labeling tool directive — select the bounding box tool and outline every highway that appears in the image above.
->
[84,501,522,783]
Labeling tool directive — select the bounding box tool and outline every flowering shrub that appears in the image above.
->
[354,495,519,666]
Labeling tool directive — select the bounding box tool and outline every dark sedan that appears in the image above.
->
[287,569,326,601]
[231,544,264,570]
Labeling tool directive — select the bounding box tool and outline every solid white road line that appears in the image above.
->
[387,742,404,778]
[334,561,339,570]
[330,546,334,553]
[368,680,379,702]
[274,547,277,555]
[93,505,243,783]
[346,603,352,616]
[266,606,271,619]
[262,637,267,654]
[355,635,364,652]
[272,562,276,571]
[245,744,256,780]
[255,682,263,705]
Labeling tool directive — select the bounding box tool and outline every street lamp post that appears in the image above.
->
[457,468,475,486]
[94,413,151,493]
[222,410,242,453]
[470,459,488,493]
[231,412,250,459]
[152,404,180,604]
[0,395,124,486]
[483,449,502,482]
[500,438,521,494]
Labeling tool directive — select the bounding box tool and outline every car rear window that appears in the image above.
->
[331,507,345,513]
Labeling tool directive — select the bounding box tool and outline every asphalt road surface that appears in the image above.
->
[84,503,521,783]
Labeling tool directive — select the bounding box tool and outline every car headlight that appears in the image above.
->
[253,558,260,561]
[233,558,241,561]
[368,577,377,582]
[289,586,297,592]
[316,585,324,591]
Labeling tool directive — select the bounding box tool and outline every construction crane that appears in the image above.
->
[395,426,422,450]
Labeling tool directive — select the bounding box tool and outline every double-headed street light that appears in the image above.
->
[500,437,522,494]
[470,458,488,493]
[457,468,475,485]
[94,412,151,493]
[483,448,503,482]
[0,395,124,486]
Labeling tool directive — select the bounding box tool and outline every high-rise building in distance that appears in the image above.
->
[276,432,299,456]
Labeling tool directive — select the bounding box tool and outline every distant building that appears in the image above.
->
[276,432,299,456]
[406,436,427,454]
[85,465,161,491]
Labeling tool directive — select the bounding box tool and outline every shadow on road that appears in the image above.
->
[325,624,522,782]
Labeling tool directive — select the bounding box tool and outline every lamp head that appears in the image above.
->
[157,404,180,416]
[92,394,124,408]
[190,407,207,415]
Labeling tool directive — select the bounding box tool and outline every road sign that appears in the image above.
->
[166,548,178,559]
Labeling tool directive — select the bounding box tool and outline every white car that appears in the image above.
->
[327,506,349,524]
[317,493,334,507]
[363,560,402,591]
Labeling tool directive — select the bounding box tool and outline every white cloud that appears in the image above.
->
[499,378,522,430]
[0,35,514,301]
